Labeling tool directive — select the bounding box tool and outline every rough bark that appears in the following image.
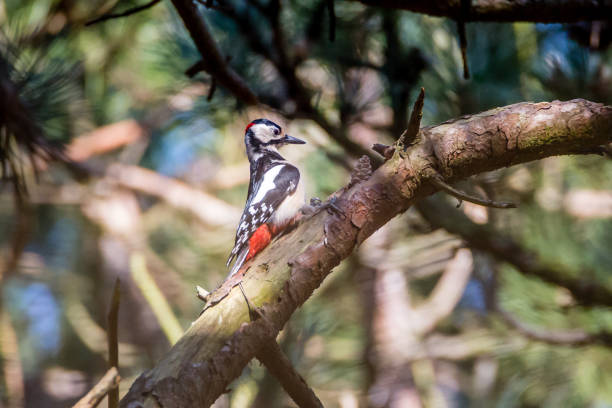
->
[120,99,612,407]
[354,0,612,23]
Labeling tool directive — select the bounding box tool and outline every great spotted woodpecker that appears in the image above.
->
[226,119,306,278]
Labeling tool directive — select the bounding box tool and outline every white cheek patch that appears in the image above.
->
[252,165,285,203]
[250,123,275,143]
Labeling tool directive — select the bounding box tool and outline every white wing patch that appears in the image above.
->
[251,165,284,204]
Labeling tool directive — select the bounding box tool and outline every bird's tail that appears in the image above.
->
[227,246,249,279]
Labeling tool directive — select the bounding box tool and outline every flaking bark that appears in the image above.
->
[120,99,612,407]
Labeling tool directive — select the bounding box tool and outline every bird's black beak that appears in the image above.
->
[282,134,306,144]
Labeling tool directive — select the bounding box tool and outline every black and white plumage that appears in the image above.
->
[226,119,306,278]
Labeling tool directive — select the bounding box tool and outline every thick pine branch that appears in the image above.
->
[120,99,612,407]
[354,0,611,23]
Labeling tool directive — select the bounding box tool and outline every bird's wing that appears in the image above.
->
[226,164,300,275]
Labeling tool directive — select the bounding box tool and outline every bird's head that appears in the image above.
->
[244,118,305,161]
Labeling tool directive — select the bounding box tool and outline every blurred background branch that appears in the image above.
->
[354,0,611,22]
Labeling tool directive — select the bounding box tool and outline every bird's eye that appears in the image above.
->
[274,128,280,136]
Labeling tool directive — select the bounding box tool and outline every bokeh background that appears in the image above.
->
[1,1,612,407]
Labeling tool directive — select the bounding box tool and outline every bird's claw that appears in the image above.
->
[310,197,322,207]
[309,196,345,218]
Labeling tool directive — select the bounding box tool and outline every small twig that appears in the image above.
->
[399,87,425,146]
[457,21,470,79]
[327,0,336,42]
[196,285,210,302]
[256,340,324,408]
[85,0,161,26]
[590,21,602,49]
[429,175,516,209]
[107,278,120,408]
[72,367,120,408]
[185,60,208,78]
[457,0,471,79]
[372,143,395,159]
[184,61,219,99]
[207,77,217,101]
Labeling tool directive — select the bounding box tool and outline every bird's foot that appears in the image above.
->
[304,196,345,218]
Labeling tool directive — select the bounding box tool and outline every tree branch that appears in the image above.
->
[457,20,470,79]
[106,163,241,227]
[170,0,259,105]
[496,304,612,346]
[120,99,612,407]
[256,340,323,408]
[73,367,120,408]
[85,0,162,26]
[410,248,474,335]
[107,279,121,408]
[353,0,612,23]
[207,0,377,160]
[428,175,516,208]
[326,0,336,42]
[489,267,612,346]
[416,195,612,307]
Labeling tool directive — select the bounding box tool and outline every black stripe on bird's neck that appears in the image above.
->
[250,148,285,163]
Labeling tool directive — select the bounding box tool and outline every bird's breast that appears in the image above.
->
[271,177,305,226]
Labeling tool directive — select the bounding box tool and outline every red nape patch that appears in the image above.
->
[246,224,272,261]
[245,122,255,132]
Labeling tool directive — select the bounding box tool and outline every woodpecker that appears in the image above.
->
[226,119,306,278]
